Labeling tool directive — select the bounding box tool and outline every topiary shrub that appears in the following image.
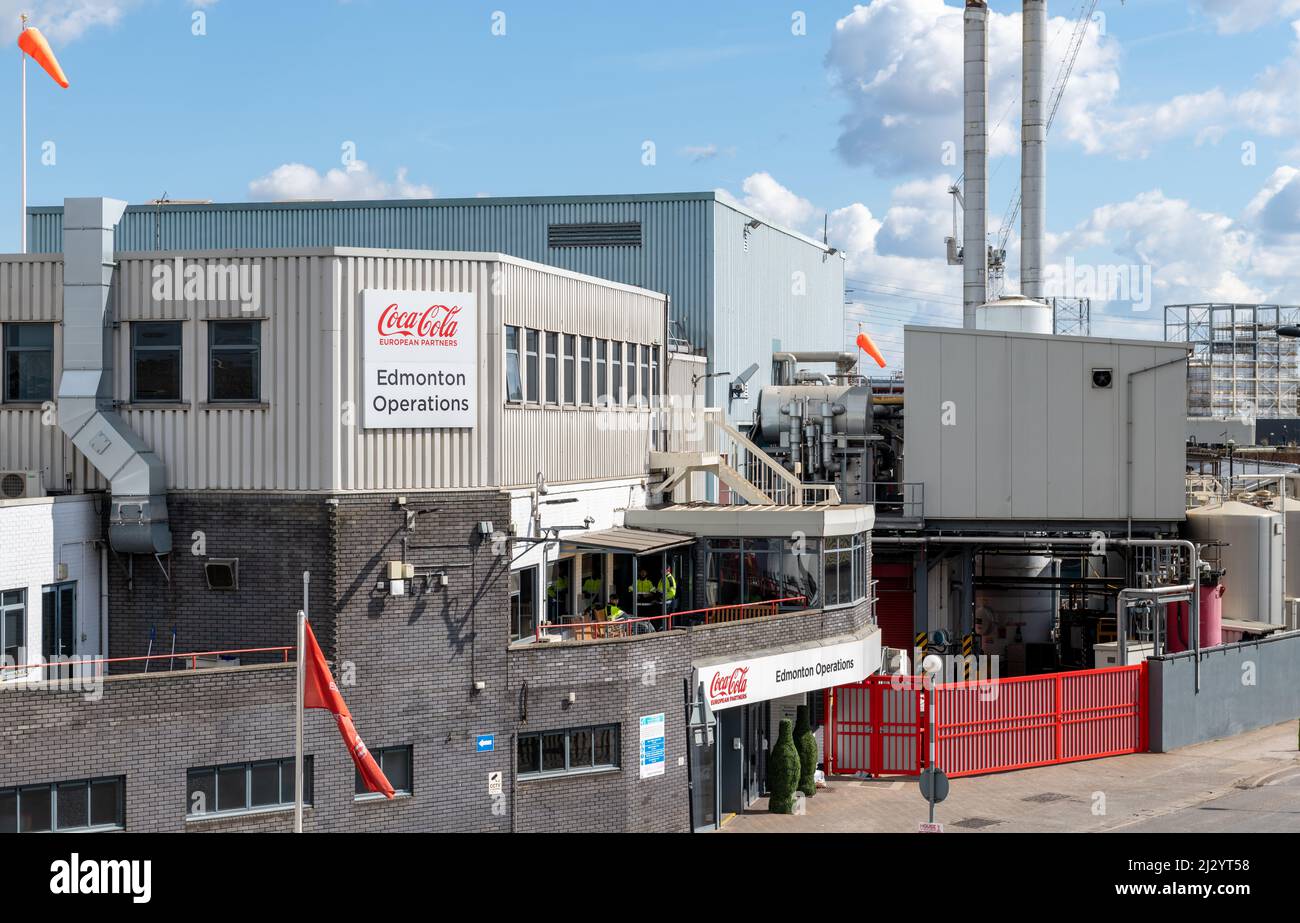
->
[794,704,818,798]
[768,718,801,814]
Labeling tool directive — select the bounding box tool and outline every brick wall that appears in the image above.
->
[105,492,331,666]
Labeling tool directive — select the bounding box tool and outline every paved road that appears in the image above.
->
[720,720,1300,833]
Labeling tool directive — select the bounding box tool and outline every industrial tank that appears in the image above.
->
[753,383,875,498]
[1271,494,1300,599]
[975,294,1053,335]
[1186,500,1283,625]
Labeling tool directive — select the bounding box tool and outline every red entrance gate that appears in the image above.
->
[826,663,1147,778]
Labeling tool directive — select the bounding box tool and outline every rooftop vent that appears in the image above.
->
[547,221,642,248]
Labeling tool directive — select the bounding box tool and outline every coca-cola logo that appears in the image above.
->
[377,302,461,340]
[709,667,749,701]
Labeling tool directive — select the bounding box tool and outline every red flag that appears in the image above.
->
[302,619,395,798]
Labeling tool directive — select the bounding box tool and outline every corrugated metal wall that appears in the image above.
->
[29,194,715,353]
[711,202,846,417]
[0,249,666,493]
[903,326,1187,521]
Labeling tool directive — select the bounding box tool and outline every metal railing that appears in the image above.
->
[705,410,839,506]
[864,481,924,519]
[0,646,294,680]
[531,596,809,643]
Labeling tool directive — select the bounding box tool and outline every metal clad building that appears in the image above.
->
[27,193,845,412]
[0,247,667,493]
[904,325,1188,522]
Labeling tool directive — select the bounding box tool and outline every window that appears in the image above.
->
[131,321,183,402]
[706,538,819,609]
[186,757,312,817]
[640,345,650,407]
[518,724,619,778]
[563,334,576,405]
[207,320,260,403]
[545,333,559,404]
[611,342,623,406]
[651,346,661,405]
[594,340,607,405]
[1,589,24,667]
[580,337,593,405]
[505,326,523,403]
[525,329,540,402]
[510,566,537,641]
[824,534,868,607]
[0,776,124,832]
[356,746,412,796]
[627,342,640,405]
[3,322,54,402]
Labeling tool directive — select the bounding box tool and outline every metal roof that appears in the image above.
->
[560,526,696,555]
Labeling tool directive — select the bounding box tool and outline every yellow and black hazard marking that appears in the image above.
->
[915,631,929,652]
[961,634,976,680]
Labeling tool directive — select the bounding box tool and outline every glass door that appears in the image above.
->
[42,582,75,681]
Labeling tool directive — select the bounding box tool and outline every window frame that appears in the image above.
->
[0,775,125,833]
[206,319,262,404]
[611,342,624,406]
[0,588,25,668]
[524,328,540,403]
[130,320,184,403]
[185,756,313,819]
[563,333,577,406]
[355,745,413,798]
[505,325,523,404]
[517,724,620,779]
[2,322,55,403]
[544,332,559,405]
[595,339,608,405]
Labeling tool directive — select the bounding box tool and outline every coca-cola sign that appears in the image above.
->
[377,302,462,343]
[362,289,477,430]
[709,667,749,705]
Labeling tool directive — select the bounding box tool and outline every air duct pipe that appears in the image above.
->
[1021,0,1047,301]
[58,197,172,555]
[962,0,989,328]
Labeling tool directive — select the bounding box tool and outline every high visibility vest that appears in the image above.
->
[629,578,653,595]
[658,573,677,600]
[608,604,625,620]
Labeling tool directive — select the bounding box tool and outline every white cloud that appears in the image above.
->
[826,0,1118,173]
[1193,0,1300,35]
[1,1,136,43]
[247,161,433,201]
[732,171,818,229]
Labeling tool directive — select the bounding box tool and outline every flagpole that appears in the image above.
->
[294,608,305,834]
[19,14,27,253]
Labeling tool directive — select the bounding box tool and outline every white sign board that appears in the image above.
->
[700,632,882,711]
[639,713,666,779]
[487,771,502,796]
[362,289,477,429]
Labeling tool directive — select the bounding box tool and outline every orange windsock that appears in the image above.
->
[18,27,69,89]
[856,331,887,369]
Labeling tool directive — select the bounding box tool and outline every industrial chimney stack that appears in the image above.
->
[961,0,989,329]
[1021,0,1047,301]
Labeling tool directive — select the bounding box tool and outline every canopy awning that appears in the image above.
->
[560,526,696,555]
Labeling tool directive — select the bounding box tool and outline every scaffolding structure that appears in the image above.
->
[1165,304,1300,418]
[1052,297,1090,336]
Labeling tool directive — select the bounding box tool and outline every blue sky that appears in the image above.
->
[5,0,1300,360]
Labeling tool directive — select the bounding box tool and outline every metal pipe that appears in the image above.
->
[1021,0,1047,300]
[1116,585,1192,665]
[963,0,989,327]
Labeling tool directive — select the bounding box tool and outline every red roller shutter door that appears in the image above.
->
[874,562,915,652]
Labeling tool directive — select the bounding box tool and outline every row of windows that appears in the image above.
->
[0,582,78,671]
[0,776,125,832]
[1,320,262,404]
[1,747,415,831]
[517,724,620,777]
[505,326,661,408]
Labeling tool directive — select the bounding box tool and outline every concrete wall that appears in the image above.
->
[1149,631,1300,752]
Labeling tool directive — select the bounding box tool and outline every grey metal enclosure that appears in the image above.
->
[903,326,1188,522]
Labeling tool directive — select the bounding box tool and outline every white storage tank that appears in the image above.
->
[1186,500,1283,625]
[975,294,1053,335]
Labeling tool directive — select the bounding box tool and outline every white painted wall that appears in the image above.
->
[0,494,103,680]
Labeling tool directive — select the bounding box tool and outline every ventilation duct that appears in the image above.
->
[57,197,172,554]
[962,0,989,328]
